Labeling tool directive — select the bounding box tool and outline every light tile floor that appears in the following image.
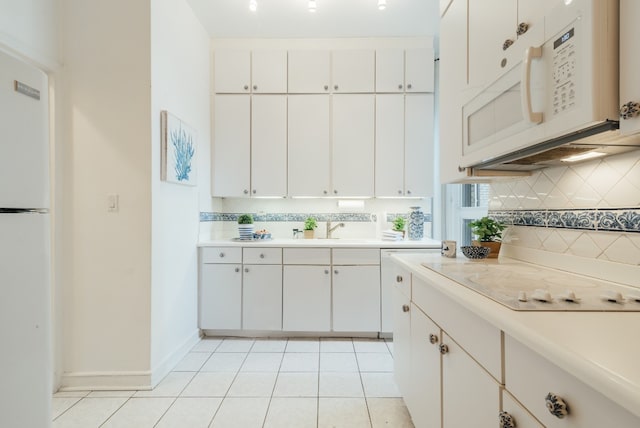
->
[52,337,414,428]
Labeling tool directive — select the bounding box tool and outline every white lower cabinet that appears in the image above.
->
[282,265,331,331]
[200,263,242,330]
[392,285,411,397]
[501,389,544,428]
[242,264,282,331]
[332,265,380,332]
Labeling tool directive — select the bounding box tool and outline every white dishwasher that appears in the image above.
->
[381,248,440,334]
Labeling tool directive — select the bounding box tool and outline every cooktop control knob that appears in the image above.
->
[517,291,528,302]
[532,289,552,303]
[558,290,579,303]
[601,290,624,303]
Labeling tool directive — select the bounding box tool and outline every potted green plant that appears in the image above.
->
[237,213,254,240]
[392,216,406,238]
[468,216,506,259]
[303,217,317,239]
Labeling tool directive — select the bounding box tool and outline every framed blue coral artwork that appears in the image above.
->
[161,110,197,186]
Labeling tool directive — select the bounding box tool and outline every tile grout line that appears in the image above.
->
[260,338,289,428]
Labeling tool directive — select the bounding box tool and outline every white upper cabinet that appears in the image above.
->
[251,50,288,93]
[376,48,434,93]
[288,95,331,196]
[214,49,287,93]
[251,95,288,197]
[405,48,435,92]
[405,94,434,197]
[620,0,640,136]
[439,0,471,183]
[288,50,331,93]
[214,50,251,93]
[332,95,375,197]
[331,49,375,93]
[375,94,405,196]
[212,95,251,197]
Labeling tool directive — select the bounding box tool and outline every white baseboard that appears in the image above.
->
[59,371,153,391]
[150,329,202,388]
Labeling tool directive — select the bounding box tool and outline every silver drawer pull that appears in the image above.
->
[439,344,449,355]
[402,304,410,312]
[429,334,438,344]
[219,252,225,258]
[244,268,249,273]
[396,275,403,283]
[260,253,265,259]
[545,392,569,418]
[235,267,240,273]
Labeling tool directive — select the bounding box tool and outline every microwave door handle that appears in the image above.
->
[521,46,543,124]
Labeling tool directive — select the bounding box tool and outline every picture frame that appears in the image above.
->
[161,110,197,186]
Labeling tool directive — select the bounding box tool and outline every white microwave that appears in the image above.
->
[460,0,631,171]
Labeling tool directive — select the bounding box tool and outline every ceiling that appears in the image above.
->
[185,0,440,39]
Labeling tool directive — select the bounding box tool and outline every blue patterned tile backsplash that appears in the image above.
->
[200,211,432,224]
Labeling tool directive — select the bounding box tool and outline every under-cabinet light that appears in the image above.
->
[249,0,257,12]
[308,0,317,12]
[378,0,387,10]
[561,151,606,163]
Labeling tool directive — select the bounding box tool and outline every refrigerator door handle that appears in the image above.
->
[0,208,49,214]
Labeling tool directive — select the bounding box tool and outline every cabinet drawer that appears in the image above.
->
[412,275,502,382]
[283,248,331,265]
[504,335,639,428]
[332,248,380,265]
[201,247,242,264]
[243,247,282,264]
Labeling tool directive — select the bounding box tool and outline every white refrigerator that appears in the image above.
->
[0,49,52,427]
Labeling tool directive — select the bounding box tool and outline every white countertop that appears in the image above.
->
[198,238,442,249]
[392,253,640,419]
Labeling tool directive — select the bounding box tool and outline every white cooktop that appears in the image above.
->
[422,258,640,312]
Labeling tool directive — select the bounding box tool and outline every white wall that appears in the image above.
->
[150,0,210,383]
[59,0,153,388]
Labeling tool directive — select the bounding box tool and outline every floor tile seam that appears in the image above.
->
[259,347,288,428]
[150,396,180,428]
[97,395,134,428]
[51,395,84,422]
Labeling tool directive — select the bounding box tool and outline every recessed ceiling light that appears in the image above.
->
[308,0,317,12]
[378,0,387,10]
[249,0,257,12]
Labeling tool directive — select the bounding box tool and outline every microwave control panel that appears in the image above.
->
[552,27,576,116]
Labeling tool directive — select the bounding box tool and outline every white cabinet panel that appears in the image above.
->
[332,49,375,93]
[288,50,331,93]
[332,95,375,197]
[283,265,331,331]
[200,263,242,330]
[502,389,545,428]
[212,95,250,197]
[620,0,640,136]
[405,94,434,197]
[243,247,282,265]
[380,252,411,333]
[376,49,405,93]
[441,332,501,427]
[332,248,380,265]
[288,95,331,196]
[405,48,435,92]
[409,305,441,428]
[251,49,287,93]
[392,285,411,397]
[201,247,242,264]
[375,94,405,197]
[251,95,287,197]
[332,266,380,332]
[214,49,251,93]
[242,265,282,331]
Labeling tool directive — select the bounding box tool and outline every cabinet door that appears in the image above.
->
[332,95,374,197]
[282,265,331,331]
[242,265,282,331]
[251,49,287,93]
[288,50,331,93]
[251,95,287,197]
[288,95,331,197]
[620,0,640,136]
[332,49,375,93]
[502,389,544,428]
[376,49,405,93]
[405,94,434,197]
[405,48,435,92]
[380,252,411,333]
[213,95,250,197]
[391,285,411,398]
[439,0,471,183]
[200,264,242,330]
[441,332,500,427]
[332,265,380,332]
[375,94,405,197]
[409,305,441,428]
[468,0,516,90]
[214,49,251,93]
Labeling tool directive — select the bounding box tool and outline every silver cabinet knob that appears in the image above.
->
[244,267,249,273]
[243,189,249,194]
[407,190,412,195]
[439,344,449,355]
[333,190,338,194]
[324,269,330,274]
[402,304,410,312]
[398,84,403,90]
[235,267,240,273]
[244,84,249,90]
[458,166,466,172]
[396,275,403,283]
[429,334,438,344]
[334,270,339,274]
[407,83,412,90]
[324,85,329,91]
[545,393,569,418]
[252,189,257,194]
[219,252,225,258]
[323,190,328,195]
[499,411,516,428]
[398,190,403,194]
[260,253,265,259]
[253,85,257,90]
[334,84,339,90]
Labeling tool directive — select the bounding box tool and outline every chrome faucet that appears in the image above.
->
[326,221,345,239]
